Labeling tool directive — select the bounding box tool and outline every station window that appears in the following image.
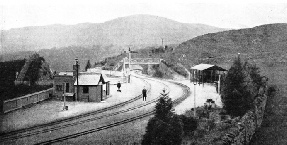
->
[83,86,89,94]
[56,85,62,91]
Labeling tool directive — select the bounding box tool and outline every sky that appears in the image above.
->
[0,0,287,30]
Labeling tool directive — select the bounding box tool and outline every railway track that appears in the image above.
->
[35,76,190,145]
[0,75,172,143]
[0,76,151,141]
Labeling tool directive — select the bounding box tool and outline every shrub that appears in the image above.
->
[153,69,164,78]
[178,115,198,135]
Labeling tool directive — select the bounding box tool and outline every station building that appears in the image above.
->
[53,63,110,102]
[74,73,110,102]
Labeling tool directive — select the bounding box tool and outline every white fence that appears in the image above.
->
[3,88,53,113]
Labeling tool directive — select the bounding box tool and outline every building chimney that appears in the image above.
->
[73,58,80,77]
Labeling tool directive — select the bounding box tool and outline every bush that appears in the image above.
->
[178,115,198,135]
[153,69,164,78]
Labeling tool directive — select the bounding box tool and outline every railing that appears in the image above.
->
[123,58,162,64]
[3,88,53,113]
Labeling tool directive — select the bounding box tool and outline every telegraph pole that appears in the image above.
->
[128,48,131,83]
[75,58,79,101]
[193,70,197,117]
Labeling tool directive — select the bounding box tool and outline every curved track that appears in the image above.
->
[0,76,151,142]
[0,75,171,143]
[35,76,190,145]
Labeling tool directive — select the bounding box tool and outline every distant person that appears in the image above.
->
[142,87,147,101]
[117,82,121,92]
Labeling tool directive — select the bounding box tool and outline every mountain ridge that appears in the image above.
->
[1,14,226,54]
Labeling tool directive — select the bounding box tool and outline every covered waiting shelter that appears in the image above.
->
[190,63,227,85]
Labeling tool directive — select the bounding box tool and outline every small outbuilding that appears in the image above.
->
[74,73,110,102]
[190,63,227,85]
[53,71,75,101]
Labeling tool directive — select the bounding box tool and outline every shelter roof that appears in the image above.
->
[191,63,226,71]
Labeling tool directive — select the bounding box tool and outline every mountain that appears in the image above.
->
[0,45,122,72]
[166,24,287,67]
[1,14,226,54]
[165,23,287,84]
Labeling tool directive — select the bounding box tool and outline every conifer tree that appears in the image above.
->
[142,95,183,145]
[221,56,258,117]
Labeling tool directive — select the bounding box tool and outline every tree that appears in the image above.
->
[85,60,91,71]
[142,96,183,145]
[25,54,44,85]
[244,62,263,89]
[155,97,173,121]
[178,115,197,135]
[221,56,258,117]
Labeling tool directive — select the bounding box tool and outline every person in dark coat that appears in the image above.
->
[117,82,121,92]
[142,87,147,101]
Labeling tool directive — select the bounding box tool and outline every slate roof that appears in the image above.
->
[191,63,226,71]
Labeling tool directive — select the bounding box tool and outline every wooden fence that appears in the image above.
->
[3,88,53,113]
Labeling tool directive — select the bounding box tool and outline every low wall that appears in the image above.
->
[3,88,53,113]
[222,86,268,145]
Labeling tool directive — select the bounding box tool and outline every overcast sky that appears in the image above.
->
[1,0,287,30]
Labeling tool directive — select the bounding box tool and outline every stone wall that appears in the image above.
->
[221,86,268,145]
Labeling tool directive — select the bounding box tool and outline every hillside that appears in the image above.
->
[1,14,226,54]
[167,23,287,72]
[0,45,121,72]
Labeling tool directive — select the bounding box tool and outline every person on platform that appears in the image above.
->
[142,87,147,101]
[117,82,121,92]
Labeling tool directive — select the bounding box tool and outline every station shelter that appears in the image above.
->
[190,63,227,85]
[74,73,110,102]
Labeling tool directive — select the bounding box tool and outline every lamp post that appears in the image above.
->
[194,80,197,117]
[75,58,79,101]
[191,69,197,117]
[63,83,66,110]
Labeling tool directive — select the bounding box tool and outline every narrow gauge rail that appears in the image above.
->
[36,79,190,145]
[0,76,151,141]
[0,76,169,142]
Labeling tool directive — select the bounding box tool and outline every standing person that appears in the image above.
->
[117,81,121,92]
[142,87,147,101]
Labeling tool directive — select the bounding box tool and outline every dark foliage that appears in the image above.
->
[161,60,188,77]
[25,54,45,85]
[221,56,261,117]
[142,96,183,145]
[178,115,198,135]
[152,65,164,78]
[0,59,25,88]
[244,62,263,89]
[155,97,173,121]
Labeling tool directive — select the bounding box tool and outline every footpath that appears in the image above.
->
[0,76,146,133]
